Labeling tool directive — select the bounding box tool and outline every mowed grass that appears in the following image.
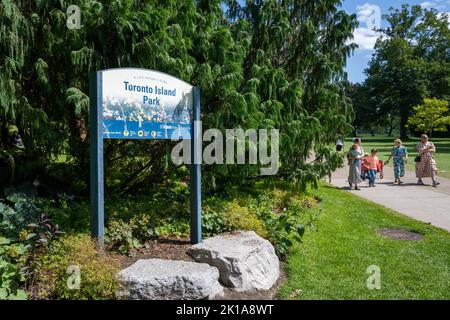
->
[345,135,450,179]
[279,184,450,300]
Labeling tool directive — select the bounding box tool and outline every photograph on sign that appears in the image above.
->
[101,68,193,140]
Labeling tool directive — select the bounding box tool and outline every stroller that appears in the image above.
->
[361,158,384,181]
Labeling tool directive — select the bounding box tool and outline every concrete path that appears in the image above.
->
[329,163,450,233]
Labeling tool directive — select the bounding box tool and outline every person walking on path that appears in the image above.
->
[366,149,379,187]
[385,139,408,185]
[416,134,440,187]
[348,142,363,190]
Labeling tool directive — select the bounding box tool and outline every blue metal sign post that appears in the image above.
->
[190,87,202,244]
[89,69,201,247]
[89,71,105,247]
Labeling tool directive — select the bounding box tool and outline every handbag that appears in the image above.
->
[414,155,421,163]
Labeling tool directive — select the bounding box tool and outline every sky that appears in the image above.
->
[342,0,450,83]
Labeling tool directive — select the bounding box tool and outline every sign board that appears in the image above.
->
[101,69,193,140]
[89,68,201,247]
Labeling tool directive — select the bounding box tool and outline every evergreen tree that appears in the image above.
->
[0,0,357,193]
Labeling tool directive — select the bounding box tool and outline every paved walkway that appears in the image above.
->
[329,163,450,233]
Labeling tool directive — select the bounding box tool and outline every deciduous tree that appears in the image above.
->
[407,98,450,137]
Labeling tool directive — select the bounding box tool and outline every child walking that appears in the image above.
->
[366,149,379,187]
[385,139,408,185]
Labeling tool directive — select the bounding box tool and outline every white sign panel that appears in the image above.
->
[100,68,193,139]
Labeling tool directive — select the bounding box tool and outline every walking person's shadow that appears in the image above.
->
[377,181,426,187]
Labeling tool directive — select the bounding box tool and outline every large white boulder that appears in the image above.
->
[117,259,223,300]
[187,231,280,291]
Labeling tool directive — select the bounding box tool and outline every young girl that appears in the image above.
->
[385,139,408,185]
[366,149,379,187]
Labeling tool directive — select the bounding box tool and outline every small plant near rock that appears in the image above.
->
[253,193,320,259]
[28,234,121,299]
[223,200,269,238]
[105,220,143,254]
[25,213,64,248]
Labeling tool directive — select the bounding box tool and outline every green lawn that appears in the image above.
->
[280,184,450,299]
[345,135,450,179]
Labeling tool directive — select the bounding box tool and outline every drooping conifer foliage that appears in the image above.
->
[0,0,357,193]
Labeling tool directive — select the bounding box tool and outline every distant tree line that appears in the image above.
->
[351,5,450,139]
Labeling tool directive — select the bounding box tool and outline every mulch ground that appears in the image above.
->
[377,228,424,241]
[119,237,286,300]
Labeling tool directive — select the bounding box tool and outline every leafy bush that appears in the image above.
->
[1,187,40,232]
[0,238,27,300]
[0,187,66,300]
[105,220,143,254]
[26,213,64,249]
[104,188,191,253]
[202,186,320,260]
[223,200,269,238]
[0,187,42,300]
[29,234,121,300]
[202,209,229,237]
[252,192,320,259]
[37,194,89,233]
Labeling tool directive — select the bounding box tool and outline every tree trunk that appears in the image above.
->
[400,111,408,140]
[388,125,394,136]
[387,116,396,136]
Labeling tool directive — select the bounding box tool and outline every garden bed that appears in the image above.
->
[119,236,287,300]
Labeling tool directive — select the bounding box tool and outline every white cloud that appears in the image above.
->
[357,3,381,28]
[352,3,382,51]
[421,1,437,9]
[420,1,447,9]
[352,27,380,50]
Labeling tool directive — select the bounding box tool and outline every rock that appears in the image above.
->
[187,231,279,291]
[117,259,224,300]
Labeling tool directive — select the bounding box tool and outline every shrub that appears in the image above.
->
[0,239,27,300]
[252,192,320,259]
[200,186,320,259]
[29,234,121,299]
[37,194,90,233]
[201,209,229,237]
[223,200,269,238]
[0,187,42,300]
[105,219,143,254]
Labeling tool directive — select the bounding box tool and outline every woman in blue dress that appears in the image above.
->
[385,139,408,185]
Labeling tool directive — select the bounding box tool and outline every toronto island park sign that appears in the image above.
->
[89,68,201,247]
